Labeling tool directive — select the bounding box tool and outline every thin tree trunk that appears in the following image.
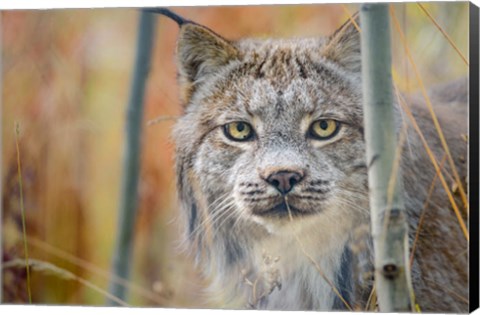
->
[360,3,413,312]
[107,11,156,305]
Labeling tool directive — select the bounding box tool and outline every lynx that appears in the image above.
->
[152,8,468,312]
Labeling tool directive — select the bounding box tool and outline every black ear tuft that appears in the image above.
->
[177,24,238,83]
[322,15,361,72]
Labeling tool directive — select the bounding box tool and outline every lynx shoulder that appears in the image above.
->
[154,9,468,312]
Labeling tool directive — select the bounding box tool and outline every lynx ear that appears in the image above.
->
[177,23,239,100]
[322,16,361,72]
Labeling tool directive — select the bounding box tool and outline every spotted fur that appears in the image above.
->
[166,11,468,312]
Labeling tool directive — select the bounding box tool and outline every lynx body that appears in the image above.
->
[162,11,469,312]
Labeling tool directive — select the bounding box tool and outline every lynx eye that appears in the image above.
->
[223,122,254,141]
[309,119,340,140]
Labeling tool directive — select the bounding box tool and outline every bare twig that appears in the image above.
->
[108,11,157,305]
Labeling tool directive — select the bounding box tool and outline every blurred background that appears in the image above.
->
[1,2,469,308]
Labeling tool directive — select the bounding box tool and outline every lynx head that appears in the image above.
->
[172,15,369,252]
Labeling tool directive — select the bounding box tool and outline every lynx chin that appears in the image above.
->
[156,9,468,312]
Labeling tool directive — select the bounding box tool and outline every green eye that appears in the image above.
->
[223,122,254,141]
[309,119,340,140]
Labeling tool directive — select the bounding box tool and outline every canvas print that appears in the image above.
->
[1,2,473,313]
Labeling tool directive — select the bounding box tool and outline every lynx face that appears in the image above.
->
[168,11,468,312]
[174,20,370,238]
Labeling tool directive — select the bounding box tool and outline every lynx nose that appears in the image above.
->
[266,171,304,195]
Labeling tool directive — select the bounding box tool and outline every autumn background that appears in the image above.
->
[1,3,469,308]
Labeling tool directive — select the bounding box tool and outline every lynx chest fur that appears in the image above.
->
[162,10,468,312]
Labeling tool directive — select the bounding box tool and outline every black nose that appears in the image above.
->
[266,171,304,195]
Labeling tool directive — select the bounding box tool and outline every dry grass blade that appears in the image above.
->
[416,3,468,66]
[395,90,468,240]
[3,258,130,307]
[341,5,361,33]
[390,6,468,213]
[442,287,469,304]
[323,8,360,55]
[15,122,32,304]
[409,154,447,267]
[27,237,166,305]
[147,115,179,126]
[365,285,377,311]
[284,197,353,311]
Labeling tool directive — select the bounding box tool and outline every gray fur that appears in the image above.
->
[170,16,468,312]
